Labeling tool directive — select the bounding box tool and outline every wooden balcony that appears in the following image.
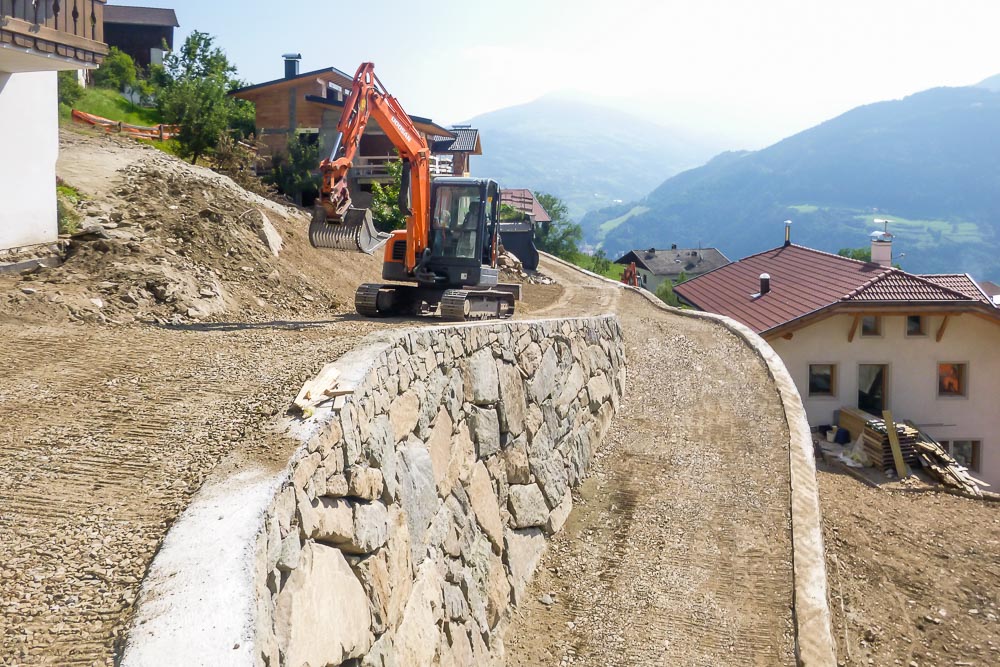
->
[353,155,457,185]
[1,0,108,72]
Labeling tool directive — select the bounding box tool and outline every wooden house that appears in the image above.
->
[103,5,178,70]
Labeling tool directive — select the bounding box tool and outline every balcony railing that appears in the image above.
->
[1,0,108,67]
[353,155,457,182]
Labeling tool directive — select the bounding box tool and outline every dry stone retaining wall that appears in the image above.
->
[252,316,624,666]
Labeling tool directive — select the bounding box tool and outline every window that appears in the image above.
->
[937,363,968,397]
[938,440,981,472]
[906,315,926,336]
[808,364,837,397]
[430,185,481,260]
[858,364,888,414]
[861,316,881,336]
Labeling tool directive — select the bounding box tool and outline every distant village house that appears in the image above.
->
[614,246,730,292]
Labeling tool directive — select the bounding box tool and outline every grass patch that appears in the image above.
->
[597,205,649,238]
[63,87,163,126]
[566,251,625,280]
[55,181,83,235]
[788,204,819,213]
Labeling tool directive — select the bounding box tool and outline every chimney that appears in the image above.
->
[784,220,792,246]
[871,219,893,267]
[760,273,771,295]
[283,53,302,79]
[671,243,677,250]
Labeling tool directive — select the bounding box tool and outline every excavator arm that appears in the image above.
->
[315,62,431,271]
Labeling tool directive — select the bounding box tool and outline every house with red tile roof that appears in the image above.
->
[674,230,1000,487]
[497,189,550,271]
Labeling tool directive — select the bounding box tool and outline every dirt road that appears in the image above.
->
[504,260,796,666]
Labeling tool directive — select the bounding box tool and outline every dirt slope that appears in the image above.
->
[0,127,580,665]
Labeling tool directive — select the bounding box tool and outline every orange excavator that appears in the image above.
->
[621,262,641,287]
[309,62,517,320]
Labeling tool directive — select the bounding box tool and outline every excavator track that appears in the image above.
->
[440,289,516,322]
[354,283,384,317]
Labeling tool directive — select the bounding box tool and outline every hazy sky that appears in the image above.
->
[118,0,999,149]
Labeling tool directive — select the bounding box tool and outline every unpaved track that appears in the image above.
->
[504,259,795,665]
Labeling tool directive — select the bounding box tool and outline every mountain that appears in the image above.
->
[978,73,1000,92]
[465,95,721,220]
[582,86,1000,280]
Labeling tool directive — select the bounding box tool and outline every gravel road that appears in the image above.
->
[504,260,796,666]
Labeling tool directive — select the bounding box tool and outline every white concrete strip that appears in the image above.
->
[120,467,285,667]
[538,251,837,666]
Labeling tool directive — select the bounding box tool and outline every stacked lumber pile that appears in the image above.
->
[838,407,921,471]
[910,430,987,498]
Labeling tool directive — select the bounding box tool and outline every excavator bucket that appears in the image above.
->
[309,206,390,254]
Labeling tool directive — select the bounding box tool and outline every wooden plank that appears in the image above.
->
[882,410,909,478]
[847,315,861,342]
[936,315,950,342]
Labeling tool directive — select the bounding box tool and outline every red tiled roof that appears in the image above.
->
[844,270,972,302]
[500,189,551,223]
[674,244,998,333]
[920,274,994,304]
[674,245,889,333]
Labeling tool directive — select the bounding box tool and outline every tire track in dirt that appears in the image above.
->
[504,268,795,666]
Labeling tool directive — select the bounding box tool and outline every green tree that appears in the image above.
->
[591,249,611,275]
[57,70,83,107]
[655,278,682,307]
[533,192,582,259]
[157,31,249,163]
[370,160,407,232]
[837,247,872,262]
[267,136,320,205]
[93,47,138,91]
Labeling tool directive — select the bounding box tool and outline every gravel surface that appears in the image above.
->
[504,265,796,666]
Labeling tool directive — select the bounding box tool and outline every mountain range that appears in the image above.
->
[580,78,1000,280]
[464,95,721,220]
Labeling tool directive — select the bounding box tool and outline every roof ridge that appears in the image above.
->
[844,268,975,301]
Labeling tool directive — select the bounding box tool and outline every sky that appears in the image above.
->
[117,0,1000,150]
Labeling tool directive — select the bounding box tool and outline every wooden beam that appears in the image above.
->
[782,333,793,340]
[936,315,950,342]
[882,410,909,478]
[848,315,861,342]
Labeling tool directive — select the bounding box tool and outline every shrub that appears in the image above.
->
[57,70,83,107]
[93,47,138,91]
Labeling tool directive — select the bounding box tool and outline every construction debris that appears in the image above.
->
[291,362,351,415]
[911,430,988,497]
[837,407,921,472]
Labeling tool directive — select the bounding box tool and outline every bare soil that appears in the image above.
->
[819,465,1000,666]
[0,129,563,666]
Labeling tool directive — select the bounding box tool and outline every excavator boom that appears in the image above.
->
[310,62,430,265]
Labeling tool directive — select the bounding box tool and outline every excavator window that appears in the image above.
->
[431,185,482,261]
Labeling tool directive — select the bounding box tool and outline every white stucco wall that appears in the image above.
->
[770,313,1000,487]
[0,70,58,251]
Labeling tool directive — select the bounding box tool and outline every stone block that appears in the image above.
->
[587,374,613,413]
[274,486,296,535]
[507,484,549,529]
[555,364,586,409]
[466,461,504,551]
[427,407,456,495]
[504,527,546,605]
[530,456,569,509]
[309,497,354,545]
[545,489,573,535]
[443,582,470,621]
[274,543,373,666]
[389,391,420,441]
[527,346,558,403]
[347,466,384,501]
[351,551,391,634]
[396,443,439,566]
[519,341,542,377]
[350,501,390,554]
[496,361,527,436]
[469,405,501,459]
[276,531,301,572]
[463,348,499,405]
[503,441,531,485]
[393,560,444,667]
[325,472,349,497]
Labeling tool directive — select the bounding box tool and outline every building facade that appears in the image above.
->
[675,235,1000,486]
[1,0,107,253]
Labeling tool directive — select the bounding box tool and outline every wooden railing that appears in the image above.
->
[353,155,456,180]
[0,0,107,65]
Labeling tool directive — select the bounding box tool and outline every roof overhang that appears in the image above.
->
[761,301,1000,341]
[302,95,454,138]
[230,67,354,99]
[0,41,101,71]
